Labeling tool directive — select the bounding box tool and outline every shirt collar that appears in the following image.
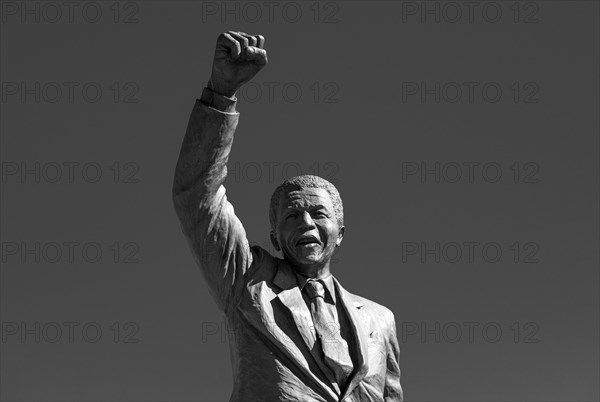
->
[295,272,337,304]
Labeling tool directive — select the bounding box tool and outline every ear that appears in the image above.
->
[336,226,345,247]
[270,231,281,251]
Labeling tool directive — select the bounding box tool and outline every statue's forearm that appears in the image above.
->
[172,90,256,311]
[202,83,238,113]
[172,88,239,232]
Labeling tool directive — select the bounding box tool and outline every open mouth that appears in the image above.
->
[296,236,321,247]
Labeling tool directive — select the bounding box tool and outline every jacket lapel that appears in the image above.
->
[333,277,371,400]
[274,266,318,353]
[235,260,338,402]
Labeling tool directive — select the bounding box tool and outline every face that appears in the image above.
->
[271,187,344,273]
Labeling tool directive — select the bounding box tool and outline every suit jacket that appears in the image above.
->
[172,91,403,402]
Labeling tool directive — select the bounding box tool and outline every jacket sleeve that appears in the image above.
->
[384,310,403,401]
[172,89,260,313]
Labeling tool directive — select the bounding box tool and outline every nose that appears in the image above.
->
[298,211,316,229]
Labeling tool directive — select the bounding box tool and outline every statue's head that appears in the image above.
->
[269,175,344,274]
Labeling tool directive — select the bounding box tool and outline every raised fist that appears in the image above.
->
[209,31,268,98]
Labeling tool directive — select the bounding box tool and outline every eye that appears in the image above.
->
[285,212,298,220]
[312,211,327,218]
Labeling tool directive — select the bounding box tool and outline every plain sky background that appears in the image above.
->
[1,0,599,401]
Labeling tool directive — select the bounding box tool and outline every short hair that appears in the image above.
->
[269,175,344,233]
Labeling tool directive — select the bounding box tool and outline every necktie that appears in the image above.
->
[304,279,354,388]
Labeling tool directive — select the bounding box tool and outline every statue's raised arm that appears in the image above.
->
[172,31,267,312]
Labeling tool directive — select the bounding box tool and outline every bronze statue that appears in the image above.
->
[173,31,403,402]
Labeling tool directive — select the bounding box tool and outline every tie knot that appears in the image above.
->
[304,279,325,299]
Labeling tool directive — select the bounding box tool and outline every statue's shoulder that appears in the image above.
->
[334,278,395,319]
[354,293,394,317]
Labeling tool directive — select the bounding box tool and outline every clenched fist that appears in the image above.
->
[209,31,268,98]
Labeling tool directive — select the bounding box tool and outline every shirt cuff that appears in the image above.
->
[199,87,238,114]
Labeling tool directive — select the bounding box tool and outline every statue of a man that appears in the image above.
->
[173,31,403,402]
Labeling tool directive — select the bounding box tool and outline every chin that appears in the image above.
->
[287,251,323,266]
[300,255,322,265]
